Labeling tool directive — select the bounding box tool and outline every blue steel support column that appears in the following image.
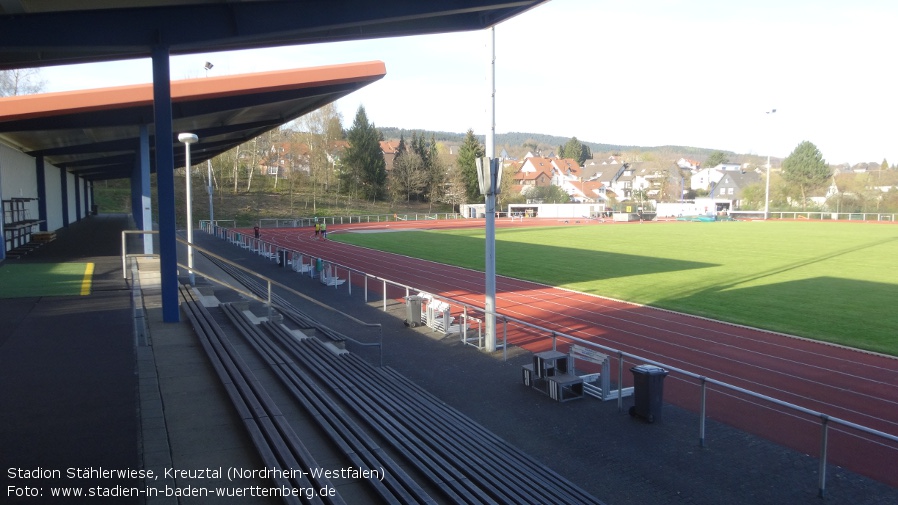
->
[36,156,48,231]
[60,169,69,227]
[139,125,153,255]
[152,45,180,322]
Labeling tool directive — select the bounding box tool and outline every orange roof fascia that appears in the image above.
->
[0,60,387,122]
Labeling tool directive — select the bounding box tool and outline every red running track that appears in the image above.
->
[239,219,898,488]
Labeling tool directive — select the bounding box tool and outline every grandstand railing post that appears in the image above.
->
[502,317,508,362]
[819,415,830,498]
[382,280,387,311]
[699,377,707,447]
[364,275,368,302]
[462,307,468,343]
[617,352,625,412]
[348,270,351,296]
[121,231,127,279]
[551,331,557,351]
[266,280,272,320]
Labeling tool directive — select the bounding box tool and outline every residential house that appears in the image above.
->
[258,142,305,177]
[561,179,607,203]
[512,157,553,195]
[380,140,401,172]
[549,158,581,185]
[690,164,741,191]
[677,158,700,170]
[711,170,761,209]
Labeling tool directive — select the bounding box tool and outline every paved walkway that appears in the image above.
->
[2,216,896,504]
[1,215,139,504]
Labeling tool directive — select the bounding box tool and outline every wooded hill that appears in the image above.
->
[377,127,730,160]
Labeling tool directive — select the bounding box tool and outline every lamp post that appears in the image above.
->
[764,108,776,219]
[204,61,213,77]
[178,132,199,285]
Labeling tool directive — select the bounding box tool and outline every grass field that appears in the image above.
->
[332,221,898,356]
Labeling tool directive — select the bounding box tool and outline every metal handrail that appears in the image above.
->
[175,236,384,367]
[120,230,158,279]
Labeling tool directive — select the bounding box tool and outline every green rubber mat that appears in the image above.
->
[0,262,94,298]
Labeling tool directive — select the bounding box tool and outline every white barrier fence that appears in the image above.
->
[731,211,896,221]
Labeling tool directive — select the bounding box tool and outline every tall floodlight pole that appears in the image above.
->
[483,26,498,352]
[764,109,776,219]
[179,133,199,285]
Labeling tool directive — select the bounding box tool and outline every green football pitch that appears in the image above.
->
[332,221,898,356]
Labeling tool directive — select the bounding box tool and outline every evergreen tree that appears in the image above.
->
[781,141,830,209]
[395,133,407,163]
[561,137,582,162]
[342,106,386,202]
[705,151,729,168]
[423,134,445,211]
[457,129,486,202]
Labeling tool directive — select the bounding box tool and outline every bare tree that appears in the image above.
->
[389,151,427,203]
[0,68,46,96]
[293,103,343,213]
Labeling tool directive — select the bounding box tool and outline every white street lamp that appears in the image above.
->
[764,109,776,219]
[178,132,199,285]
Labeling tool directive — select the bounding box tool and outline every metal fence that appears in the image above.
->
[200,222,898,497]
[223,212,466,230]
[731,210,896,221]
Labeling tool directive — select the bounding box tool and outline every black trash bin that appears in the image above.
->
[629,364,668,423]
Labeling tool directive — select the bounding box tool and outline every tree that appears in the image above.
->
[457,129,485,202]
[705,151,729,168]
[388,151,427,203]
[295,103,343,213]
[342,106,386,202]
[559,137,590,165]
[781,141,830,209]
[524,185,570,203]
[0,68,45,96]
[423,135,447,211]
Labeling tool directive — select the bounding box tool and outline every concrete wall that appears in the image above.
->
[0,144,39,217]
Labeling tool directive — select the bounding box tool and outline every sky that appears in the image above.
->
[40,0,898,165]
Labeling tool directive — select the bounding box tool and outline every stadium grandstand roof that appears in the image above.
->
[0,62,386,181]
